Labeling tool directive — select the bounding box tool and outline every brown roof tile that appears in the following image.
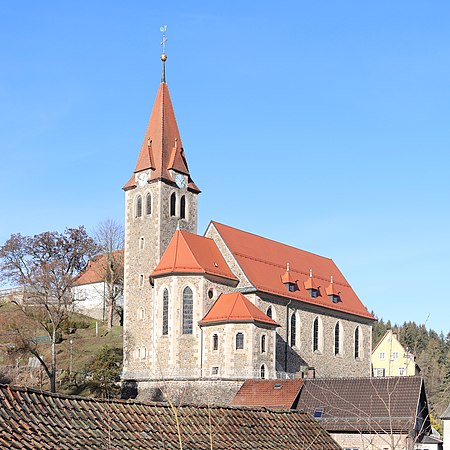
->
[231,379,304,410]
[0,384,340,449]
[297,376,430,434]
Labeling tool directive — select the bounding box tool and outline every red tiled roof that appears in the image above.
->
[73,250,124,286]
[211,222,374,320]
[123,81,200,192]
[231,379,304,410]
[199,292,280,327]
[297,376,430,433]
[151,231,238,282]
[0,384,341,450]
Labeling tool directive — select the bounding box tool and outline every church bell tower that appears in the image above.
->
[122,39,200,382]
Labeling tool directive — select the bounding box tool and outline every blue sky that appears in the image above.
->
[1,1,449,334]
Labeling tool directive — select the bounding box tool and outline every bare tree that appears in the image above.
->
[0,227,98,392]
[93,219,124,330]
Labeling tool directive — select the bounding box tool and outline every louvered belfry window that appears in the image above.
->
[180,195,186,219]
[136,195,142,218]
[146,193,152,215]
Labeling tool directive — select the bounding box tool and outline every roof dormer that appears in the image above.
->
[325,276,341,303]
[304,269,320,298]
[281,263,297,292]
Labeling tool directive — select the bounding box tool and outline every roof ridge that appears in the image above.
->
[212,221,333,261]
[177,231,202,272]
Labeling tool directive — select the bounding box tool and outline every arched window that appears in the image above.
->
[146,193,152,215]
[180,195,186,219]
[170,192,176,217]
[260,364,266,379]
[261,335,266,353]
[334,322,341,355]
[137,307,145,320]
[313,318,320,352]
[139,274,144,287]
[139,237,145,250]
[354,326,361,358]
[290,313,297,347]
[182,287,193,334]
[235,332,244,350]
[266,306,272,319]
[213,334,219,351]
[136,195,142,218]
[162,289,169,335]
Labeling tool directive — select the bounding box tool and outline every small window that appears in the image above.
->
[313,408,324,419]
[139,274,144,287]
[146,193,152,215]
[208,289,214,300]
[266,306,272,319]
[330,294,340,303]
[261,335,266,353]
[211,366,219,375]
[308,288,319,298]
[213,333,219,351]
[392,351,399,360]
[399,367,405,376]
[287,283,296,292]
[380,352,385,360]
[139,237,145,250]
[235,332,244,350]
[260,364,266,379]
[374,368,386,377]
[180,195,186,219]
[136,195,142,218]
[170,192,176,217]
[138,307,145,320]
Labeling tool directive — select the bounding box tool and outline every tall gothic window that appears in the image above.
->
[261,335,266,353]
[260,364,266,379]
[146,193,152,215]
[354,326,360,358]
[235,332,244,350]
[180,195,186,219]
[313,318,319,352]
[290,313,297,347]
[136,195,142,218]
[182,287,193,334]
[334,322,341,355]
[162,289,169,335]
[170,192,176,217]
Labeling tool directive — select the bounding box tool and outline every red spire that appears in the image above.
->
[123,74,200,192]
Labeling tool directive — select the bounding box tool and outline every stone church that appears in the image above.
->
[121,52,375,402]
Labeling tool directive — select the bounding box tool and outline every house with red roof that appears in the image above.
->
[121,47,375,404]
[72,250,124,322]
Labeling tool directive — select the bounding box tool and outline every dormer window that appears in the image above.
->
[325,276,341,304]
[281,263,297,292]
[304,269,320,298]
[330,294,340,304]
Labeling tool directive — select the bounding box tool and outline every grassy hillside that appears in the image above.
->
[0,302,123,397]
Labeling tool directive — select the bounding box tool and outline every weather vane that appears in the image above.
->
[160,25,168,55]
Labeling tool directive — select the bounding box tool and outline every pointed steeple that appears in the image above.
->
[123,51,200,192]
